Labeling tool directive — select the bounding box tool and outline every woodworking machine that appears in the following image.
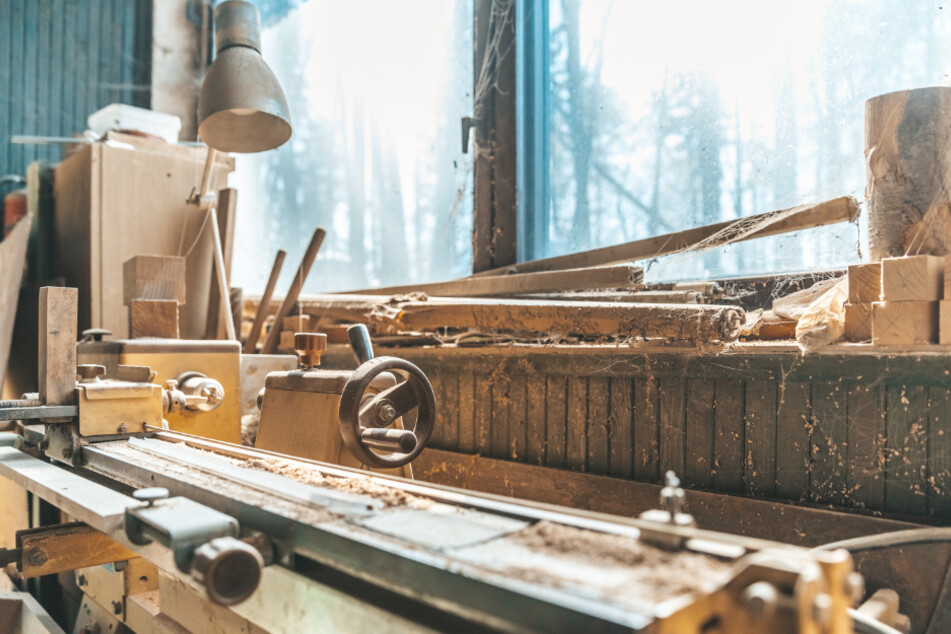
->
[0,288,905,633]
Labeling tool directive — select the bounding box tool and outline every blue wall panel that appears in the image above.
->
[0,0,152,184]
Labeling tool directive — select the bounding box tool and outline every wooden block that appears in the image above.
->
[872,300,938,345]
[844,302,873,341]
[880,255,944,301]
[123,255,187,305]
[946,256,951,299]
[38,286,78,405]
[278,330,296,352]
[129,300,180,339]
[282,314,316,332]
[847,262,881,303]
[942,301,951,344]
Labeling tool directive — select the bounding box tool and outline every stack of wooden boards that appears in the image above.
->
[845,254,949,344]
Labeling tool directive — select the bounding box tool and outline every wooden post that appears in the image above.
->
[260,228,326,354]
[38,287,78,406]
[243,250,286,354]
[866,87,951,259]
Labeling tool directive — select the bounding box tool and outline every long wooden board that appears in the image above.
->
[472,196,859,277]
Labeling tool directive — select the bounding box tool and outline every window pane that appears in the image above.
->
[232,0,473,293]
[544,0,950,280]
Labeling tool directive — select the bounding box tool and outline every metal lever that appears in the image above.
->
[347,324,374,364]
[360,427,417,453]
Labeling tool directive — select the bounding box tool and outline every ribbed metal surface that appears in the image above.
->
[0,0,152,182]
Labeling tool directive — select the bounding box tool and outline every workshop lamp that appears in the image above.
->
[194,0,292,342]
[198,0,292,153]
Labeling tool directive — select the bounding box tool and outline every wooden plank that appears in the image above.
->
[129,299,180,339]
[941,301,951,345]
[847,262,881,303]
[426,371,445,449]
[775,382,811,501]
[38,286,78,406]
[437,370,460,451]
[346,264,642,298]
[0,206,32,389]
[714,380,745,493]
[658,377,686,478]
[745,380,777,497]
[526,374,546,465]
[684,379,715,489]
[872,300,939,345]
[509,374,528,461]
[17,522,136,579]
[457,371,475,453]
[608,377,633,478]
[586,377,609,475]
[299,294,746,341]
[472,196,859,277]
[885,385,928,516]
[545,376,567,469]
[122,254,187,305]
[206,188,238,339]
[474,375,491,455]
[881,255,944,301]
[566,376,588,471]
[928,386,951,521]
[848,383,886,512]
[633,377,660,482]
[489,374,510,460]
[810,381,848,506]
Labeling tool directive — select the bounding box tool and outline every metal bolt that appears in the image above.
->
[117,423,128,434]
[77,574,87,587]
[740,582,778,620]
[112,601,122,615]
[811,593,833,627]
[27,548,48,567]
[61,448,72,459]
[378,403,397,423]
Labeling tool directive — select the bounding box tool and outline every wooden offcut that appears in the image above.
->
[17,522,136,579]
[39,286,78,406]
[866,87,951,259]
[941,301,951,345]
[472,196,859,277]
[844,302,873,342]
[847,262,881,303]
[122,254,187,305]
[129,299,180,339]
[880,255,944,301]
[872,300,938,345]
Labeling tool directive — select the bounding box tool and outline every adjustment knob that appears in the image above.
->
[191,536,264,606]
[76,364,106,382]
[133,487,169,507]
[294,332,327,369]
[81,328,112,343]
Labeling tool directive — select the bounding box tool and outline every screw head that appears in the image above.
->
[116,423,128,434]
[133,487,169,506]
[378,403,398,423]
[27,547,48,567]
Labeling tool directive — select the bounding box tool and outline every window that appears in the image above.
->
[232,0,474,293]
[522,0,951,280]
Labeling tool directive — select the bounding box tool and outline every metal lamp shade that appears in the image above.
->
[197,0,291,153]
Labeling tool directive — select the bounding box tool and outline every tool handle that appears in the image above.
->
[360,427,417,453]
[347,324,374,364]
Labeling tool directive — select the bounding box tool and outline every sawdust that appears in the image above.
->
[499,521,732,605]
[222,454,432,509]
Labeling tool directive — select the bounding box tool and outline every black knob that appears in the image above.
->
[191,537,264,606]
[347,324,374,364]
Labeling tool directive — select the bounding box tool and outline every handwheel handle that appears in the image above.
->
[338,356,436,469]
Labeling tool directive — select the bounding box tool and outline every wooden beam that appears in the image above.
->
[473,196,859,277]
[344,264,642,298]
[38,286,77,406]
[17,522,136,579]
[297,293,745,341]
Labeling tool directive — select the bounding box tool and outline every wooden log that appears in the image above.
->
[866,88,951,259]
[129,299,179,339]
[880,255,944,301]
[472,196,859,277]
[122,255,186,305]
[345,264,643,298]
[261,227,326,354]
[243,249,286,354]
[297,294,745,341]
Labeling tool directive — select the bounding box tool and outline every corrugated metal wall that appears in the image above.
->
[0,0,152,182]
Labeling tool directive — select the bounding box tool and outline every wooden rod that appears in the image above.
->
[243,249,286,353]
[208,205,236,341]
[261,227,327,354]
[472,196,860,278]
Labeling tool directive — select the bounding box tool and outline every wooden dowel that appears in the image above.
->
[208,205,236,341]
[260,227,326,354]
[243,249,286,354]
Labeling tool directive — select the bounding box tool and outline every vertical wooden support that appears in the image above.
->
[633,377,659,482]
[545,376,567,468]
[713,380,745,493]
[775,382,812,501]
[490,375,511,459]
[685,379,715,489]
[885,385,928,516]
[607,377,633,478]
[745,380,777,497]
[205,187,237,339]
[525,374,547,465]
[811,381,848,506]
[586,377,609,475]
[659,378,686,479]
[38,286,77,405]
[458,371,476,453]
[848,383,886,511]
[566,376,588,471]
[509,374,528,461]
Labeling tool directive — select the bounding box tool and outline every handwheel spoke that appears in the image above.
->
[361,380,418,425]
